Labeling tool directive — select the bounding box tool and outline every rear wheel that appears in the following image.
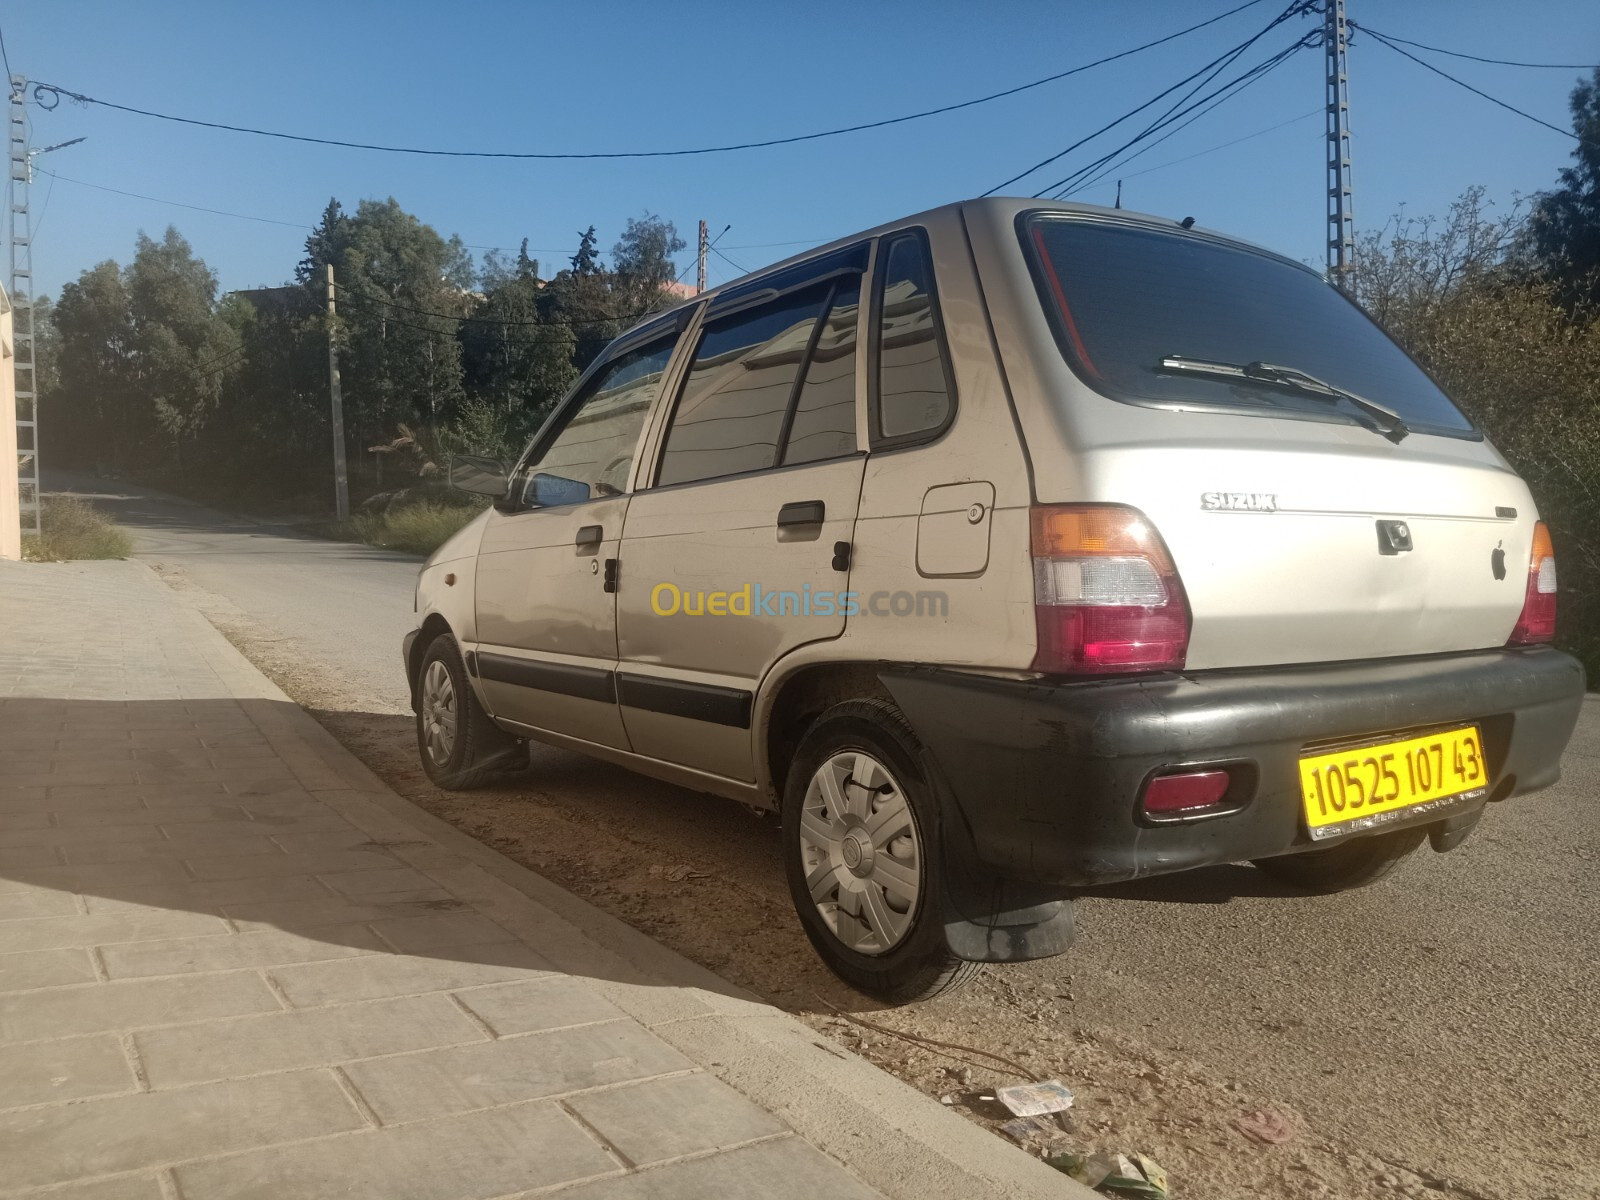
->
[1252,826,1426,893]
[415,634,521,790]
[782,699,983,1004]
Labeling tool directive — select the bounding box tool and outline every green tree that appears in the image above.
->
[611,213,686,291]
[297,198,351,285]
[48,261,137,471]
[570,225,601,276]
[125,227,240,468]
[1527,68,1600,306]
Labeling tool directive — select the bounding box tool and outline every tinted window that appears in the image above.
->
[1024,216,1474,434]
[657,287,830,487]
[521,337,673,504]
[875,235,954,441]
[782,276,860,466]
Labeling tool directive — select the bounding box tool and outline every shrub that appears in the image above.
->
[22,496,135,561]
[341,500,482,557]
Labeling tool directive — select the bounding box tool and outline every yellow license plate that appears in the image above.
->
[1299,726,1488,841]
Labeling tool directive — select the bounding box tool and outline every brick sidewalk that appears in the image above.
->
[0,562,1078,1200]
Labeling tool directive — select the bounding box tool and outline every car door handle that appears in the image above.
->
[777,500,826,528]
[575,525,603,547]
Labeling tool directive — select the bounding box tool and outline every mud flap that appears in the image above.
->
[917,745,1077,963]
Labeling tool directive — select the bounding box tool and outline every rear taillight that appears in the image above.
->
[1030,505,1191,674]
[1508,521,1558,645]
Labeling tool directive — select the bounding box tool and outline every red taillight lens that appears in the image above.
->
[1508,522,1558,645]
[1141,769,1231,817]
[1030,505,1191,674]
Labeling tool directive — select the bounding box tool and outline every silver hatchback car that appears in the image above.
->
[405,198,1585,1003]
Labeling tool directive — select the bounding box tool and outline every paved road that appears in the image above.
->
[51,472,1600,1199]
[49,472,419,714]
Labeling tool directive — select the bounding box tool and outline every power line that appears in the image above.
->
[1360,27,1590,145]
[711,246,753,276]
[1347,26,1600,71]
[37,168,310,229]
[1099,107,1322,190]
[0,21,14,86]
[983,1,1313,196]
[1051,35,1313,199]
[24,2,1275,161]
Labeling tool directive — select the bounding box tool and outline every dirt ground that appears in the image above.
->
[170,584,1530,1200]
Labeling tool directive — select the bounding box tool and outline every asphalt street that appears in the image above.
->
[47,472,1600,1199]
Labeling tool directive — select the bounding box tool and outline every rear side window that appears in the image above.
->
[1023,215,1474,435]
[654,271,863,488]
[872,233,955,445]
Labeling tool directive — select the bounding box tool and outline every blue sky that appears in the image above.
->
[10,1,1599,299]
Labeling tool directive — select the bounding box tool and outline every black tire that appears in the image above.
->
[414,634,521,790]
[1252,826,1427,894]
[782,698,984,1005]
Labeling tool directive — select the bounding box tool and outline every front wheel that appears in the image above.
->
[415,634,521,790]
[782,698,983,1004]
[1252,826,1426,893]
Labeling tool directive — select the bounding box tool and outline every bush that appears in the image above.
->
[22,496,135,561]
[340,500,482,557]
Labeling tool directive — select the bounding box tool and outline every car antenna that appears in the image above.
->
[1180,216,1196,229]
[1114,180,1122,209]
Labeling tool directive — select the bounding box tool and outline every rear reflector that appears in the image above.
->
[1030,505,1191,674]
[1508,521,1557,645]
[1142,769,1232,817]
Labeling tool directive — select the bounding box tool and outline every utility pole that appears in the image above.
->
[696,220,708,295]
[1324,0,1355,290]
[325,264,349,522]
[8,75,38,541]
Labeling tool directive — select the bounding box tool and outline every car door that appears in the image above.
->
[615,246,870,781]
[474,320,684,750]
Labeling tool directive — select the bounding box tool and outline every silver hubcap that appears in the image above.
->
[420,660,458,767]
[798,751,923,956]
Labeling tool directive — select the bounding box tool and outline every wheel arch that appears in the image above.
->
[757,660,894,807]
[407,613,456,710]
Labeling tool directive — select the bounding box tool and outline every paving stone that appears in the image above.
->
[174,1099,617,1200]
[0,824,167,850]
[0,970,280,1042]
[0,811,54,831]
[0,844,63,870]
[185,846,400,881]
[52,803,250,827]
[344,1019,693,1124]
[83,874,334,915]
[454,977,625,1036]
[136,992,486,1088]
[61,833,283,864]
[319,867,441,897]
[0,910,229,954]
[0,889,81,920]
[9,1173,166,1200]
[0,860,194,895]
[166,812,353,837]
[0,1069,364,1189]
[368,912,512,954]
[565,1073,788,1167]
[225,895,460,932]
[270,942,551,1008]
[101,924,385,978]
[552,1136,881,1200]
[0,947,99,992]
[0,1034,137,1108]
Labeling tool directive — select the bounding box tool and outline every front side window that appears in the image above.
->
[656,285,835,487]
[519,336,675,506]
[1022,214,1475,436]
[874,233,955,443]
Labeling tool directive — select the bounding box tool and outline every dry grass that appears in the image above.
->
[340,501,481,557]
[22,496,135,561]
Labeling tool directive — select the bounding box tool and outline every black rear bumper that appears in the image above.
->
[882,646,1586,888]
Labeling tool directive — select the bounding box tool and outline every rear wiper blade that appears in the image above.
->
[1156,355,1410,444]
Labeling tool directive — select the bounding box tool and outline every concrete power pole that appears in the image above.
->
[8,75,38,542]
[1324,0,1355,290]
[325,264,349,522]
[696,220,708,295]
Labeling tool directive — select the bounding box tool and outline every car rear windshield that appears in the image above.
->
[1022,214,1475,436]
